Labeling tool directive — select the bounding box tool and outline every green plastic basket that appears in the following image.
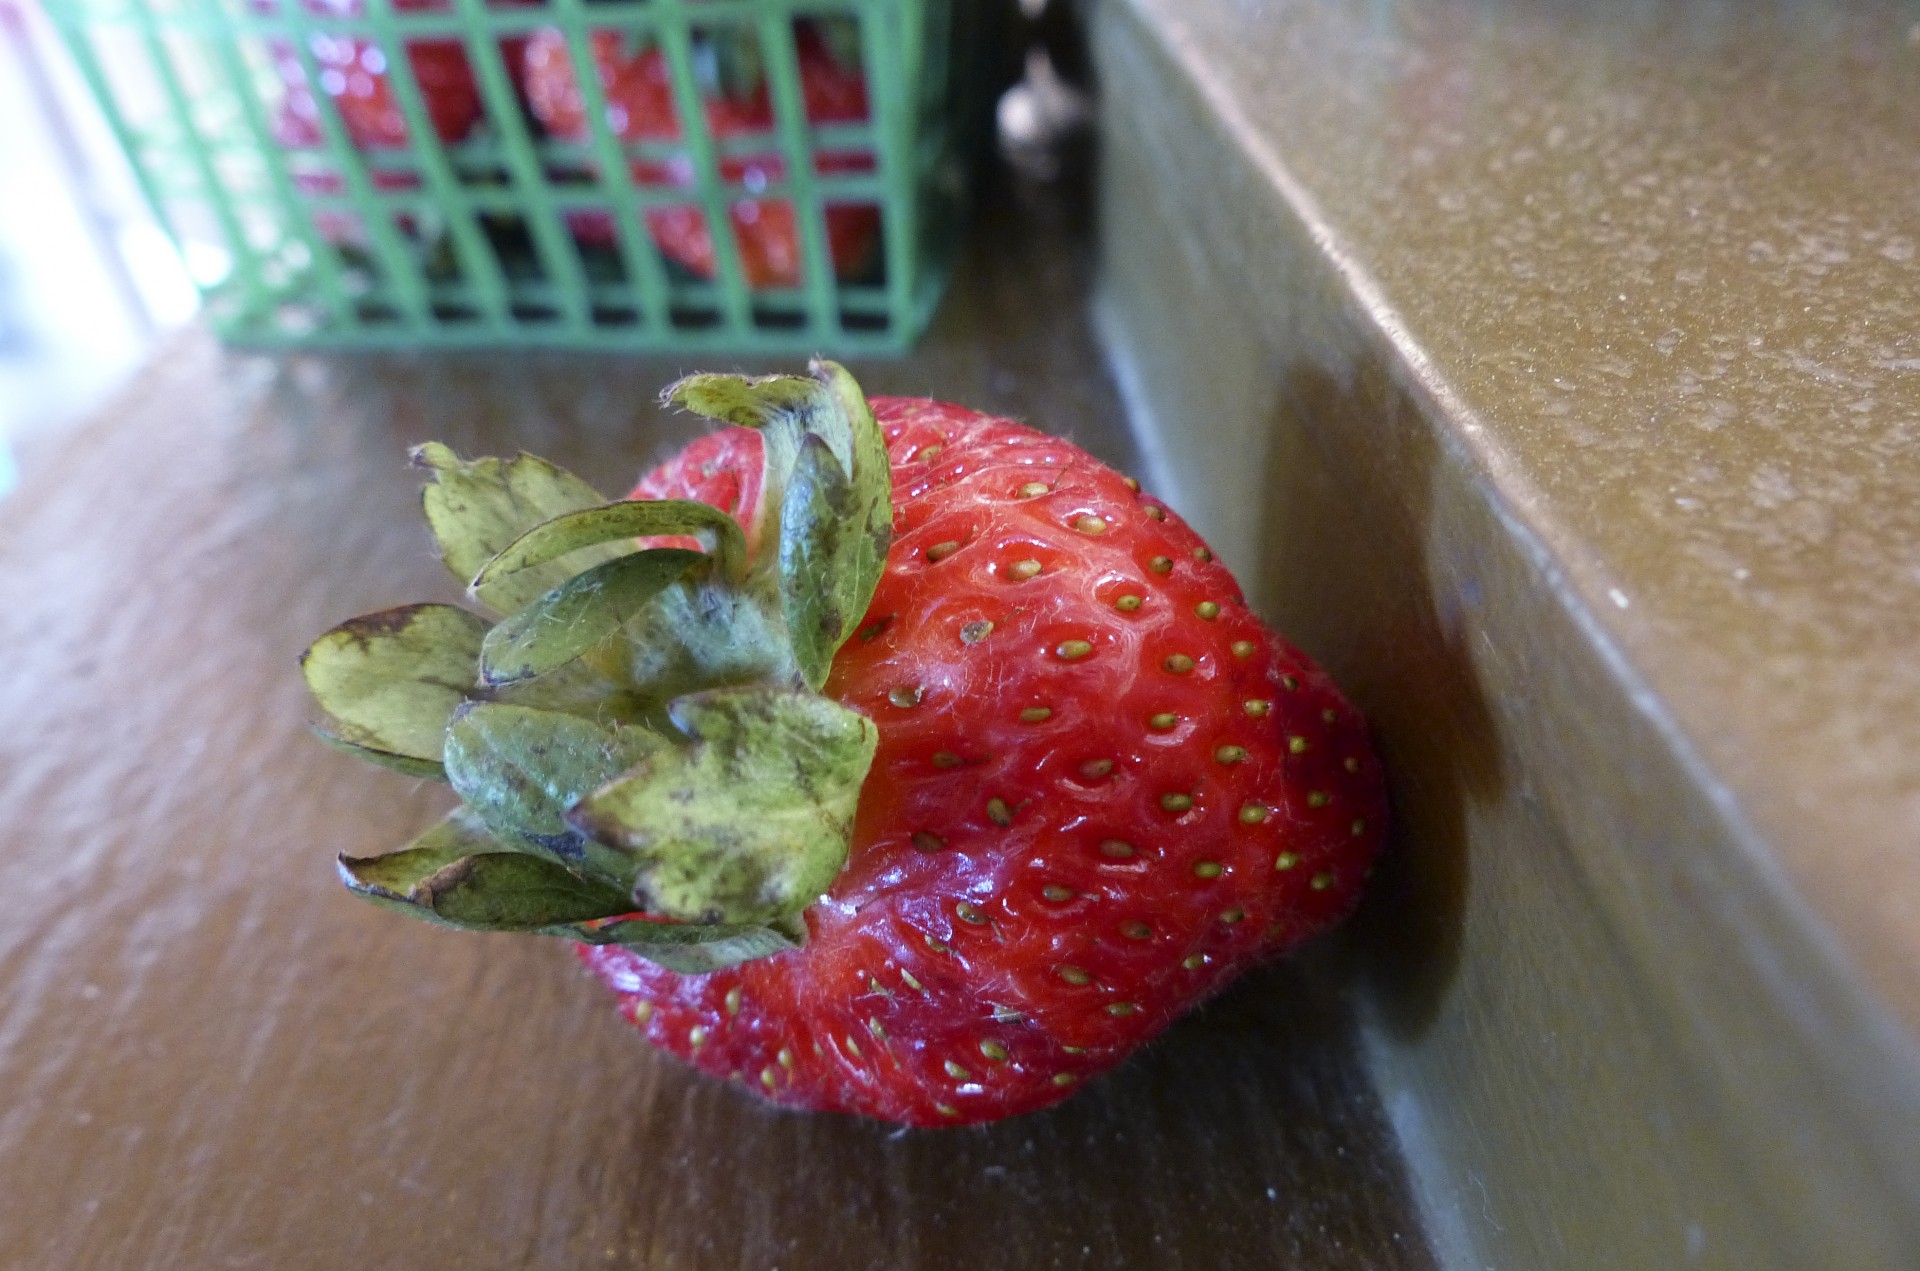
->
[49,0,1001,352]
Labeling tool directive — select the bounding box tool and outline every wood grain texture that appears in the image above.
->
[0,186,1432,1270]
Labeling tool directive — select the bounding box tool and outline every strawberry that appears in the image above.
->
[271,0,484,152]
[301,364,1384,1127]
[522,24,880,288]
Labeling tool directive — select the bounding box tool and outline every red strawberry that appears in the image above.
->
[523,25,880,288]
[272,0,483,152]
[302,364,1383,1127]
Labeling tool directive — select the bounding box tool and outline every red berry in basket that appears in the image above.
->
[303,365,1385,1127]
[523,25,881,287]
[272,0,482,151]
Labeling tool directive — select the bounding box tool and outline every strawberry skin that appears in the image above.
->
[523,26,880,288]
[579,397,1385,1126]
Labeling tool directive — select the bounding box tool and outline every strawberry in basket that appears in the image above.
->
[523,21,881,288]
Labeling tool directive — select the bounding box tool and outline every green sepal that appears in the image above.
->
[479,547,703,688]
[664,372,824,431]
[313,729,449,782]
[617,573,795,707]
[490,654,649,722]
[816,359,892,628]
[301,603,488,774]
[780,433,860,688]
[565,915,800,974]
[699,24,766,102]
[338,807,632,931]
[567,687,877,926]
[471,498,747,608]
[663,360,891,684]
[443,702,667,879]
[412,443,615,613]
[812,14,863,73]
[317,365,894,976]
[341,808,799,969]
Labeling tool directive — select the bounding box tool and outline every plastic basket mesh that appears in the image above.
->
[49,0,990,352]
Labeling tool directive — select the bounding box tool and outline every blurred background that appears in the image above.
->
[0,0,1087,491]
[0,0,196,487]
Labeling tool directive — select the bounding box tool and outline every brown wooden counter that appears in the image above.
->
[0,183,1432,1269]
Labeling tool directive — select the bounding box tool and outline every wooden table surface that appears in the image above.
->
[0,184,1432,1269]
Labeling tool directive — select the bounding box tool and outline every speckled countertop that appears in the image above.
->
[1135,0,1920,1029]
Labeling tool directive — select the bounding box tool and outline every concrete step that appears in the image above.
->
[1090,1,1920,1265]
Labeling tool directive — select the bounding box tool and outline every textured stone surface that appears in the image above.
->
[1094,0,1920,1266]
[1129,0,1920,1026]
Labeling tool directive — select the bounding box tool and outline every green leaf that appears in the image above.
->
[664,372,823,430]
[339,808,631,931]
[780,434,859,689]
[567,687,878,926]
[479,548,702,687]
[443,702,667,878]
[663,361,892,680]
[340,810,797,967]
[412,443,614,613]
[491,654,650,722]
[815,359,893,637]
[565,916,799,974]
[614,572,795,707]
[301,603,488,776]
[472,498,746,608]
[313,729,450,781]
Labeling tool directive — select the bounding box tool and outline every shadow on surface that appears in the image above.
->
[1256,358,1505,1042]
[586,959,1434,1271]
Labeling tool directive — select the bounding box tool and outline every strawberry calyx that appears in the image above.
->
[302,361,891,971]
